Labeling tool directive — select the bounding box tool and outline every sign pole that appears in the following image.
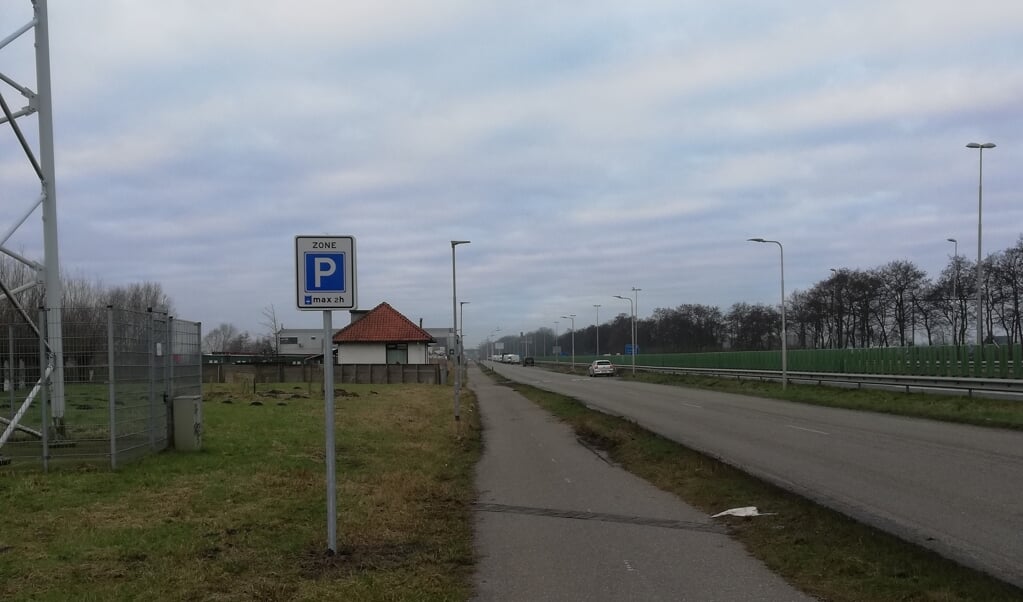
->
[295,235,355,555]
[323,309,337,553]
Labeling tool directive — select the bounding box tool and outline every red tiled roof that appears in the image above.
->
[333,302,434,343]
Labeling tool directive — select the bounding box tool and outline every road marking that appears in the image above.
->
[564,477,572,484]
[624,559,637,572]
[787,424,830,435]
[680,401,702,408]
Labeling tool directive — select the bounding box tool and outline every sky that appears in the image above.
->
[3,1,1022,351]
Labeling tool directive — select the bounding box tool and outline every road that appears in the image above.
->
[486,361,1023,590]
[470,364,814,601]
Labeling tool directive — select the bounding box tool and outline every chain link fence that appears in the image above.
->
[1,307,201,470]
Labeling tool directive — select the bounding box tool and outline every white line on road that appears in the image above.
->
[787,425,830,435]
[624,559,637,572]
[680,402,703,408]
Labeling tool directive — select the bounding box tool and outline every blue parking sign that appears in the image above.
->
[305,253,345,291]
[295,236,357,310]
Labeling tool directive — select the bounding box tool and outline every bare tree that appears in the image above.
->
[203,323,239,354]
[260,304,281,356]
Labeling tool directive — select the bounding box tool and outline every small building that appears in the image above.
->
[277,329,330,356]
[333,302,435,365]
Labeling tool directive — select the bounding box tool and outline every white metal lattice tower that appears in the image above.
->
[0,0,67,454]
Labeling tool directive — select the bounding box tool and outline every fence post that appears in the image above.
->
[7,324,13,420]
[107,306,117,470]
[147,308,156,451]
[167,317,175,400]
[39,307,49,472]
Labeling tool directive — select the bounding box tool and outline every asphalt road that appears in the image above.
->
[470,364,814,601]
[486,361,1023,590]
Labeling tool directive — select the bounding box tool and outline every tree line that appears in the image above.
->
[1,256,173,324]
[0,254,278,357]
[487,237,1023,357]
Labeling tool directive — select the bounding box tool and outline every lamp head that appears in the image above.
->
[966,142,996,149]
[451,240,471,247]
[947,238,957,243]
[748,237,766,243]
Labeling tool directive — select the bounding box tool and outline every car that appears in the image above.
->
[587,359,615,377]
[522,357,535,366]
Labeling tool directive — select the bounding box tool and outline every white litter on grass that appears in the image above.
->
[712,506,776,518]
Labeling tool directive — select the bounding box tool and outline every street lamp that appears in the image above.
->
[748,238,787,389]
[966,142,995,346]
[460,301,470,368]
[488,328,501,361]
[593,304,601,356]
[451,240,470,429]
[631,287,642,363]
[613,295,636,375]
[561,314,576,371]
[554,321,559,364]
[947,238,958,345]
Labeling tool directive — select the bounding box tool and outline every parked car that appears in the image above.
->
[522,357,535,366]
[587,359,615,377]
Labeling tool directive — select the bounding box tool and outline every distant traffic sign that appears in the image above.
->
[295,236,357,310]
[625,344,639,355]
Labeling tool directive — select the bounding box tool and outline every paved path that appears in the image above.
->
[487,361,1023,590]
[469,364,814,601]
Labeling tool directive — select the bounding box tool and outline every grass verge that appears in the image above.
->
[0,382,481,602]
[485,368,1023,601]
[544,364,1023,430]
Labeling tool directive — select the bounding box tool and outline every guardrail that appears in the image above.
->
[533,361,1023,400]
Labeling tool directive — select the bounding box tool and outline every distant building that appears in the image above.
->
[333,302,435,365]
[424,327,455,359]
[277,329,331,356]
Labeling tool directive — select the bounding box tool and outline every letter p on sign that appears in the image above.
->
[306,253,345,291]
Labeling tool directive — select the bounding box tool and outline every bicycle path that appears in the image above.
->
[469,363,815,601]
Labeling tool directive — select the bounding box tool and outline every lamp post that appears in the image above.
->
[593,304,601,357]
[460,301,470,369]
[451,240,470,429]
[613,295,636,375]
[748,238,787,389]
[488,328,500,361]
[631,287,641,362]
[554,321,559,364]
[561,314,575,371]
[966,142,995,346]
[947,238,958,345]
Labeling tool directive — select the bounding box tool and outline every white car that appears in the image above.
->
[587,359,615,377]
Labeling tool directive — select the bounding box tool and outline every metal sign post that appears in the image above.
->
[295,235,357,554]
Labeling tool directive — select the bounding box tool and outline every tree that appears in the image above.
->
[726,302,781,350]
[203,323,240,354]
[261,304,281,355]
[878,260,928,346]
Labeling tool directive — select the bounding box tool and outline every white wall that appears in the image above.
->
[339,344,386,364]
[337,342,431,364]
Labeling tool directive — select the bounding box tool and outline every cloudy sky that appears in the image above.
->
[3,1,1022,350]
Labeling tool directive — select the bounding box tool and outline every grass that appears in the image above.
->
[617,369,1023,429]
[542,363,1023,430]
[0,381,481,601]
[484,367,1023,601]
